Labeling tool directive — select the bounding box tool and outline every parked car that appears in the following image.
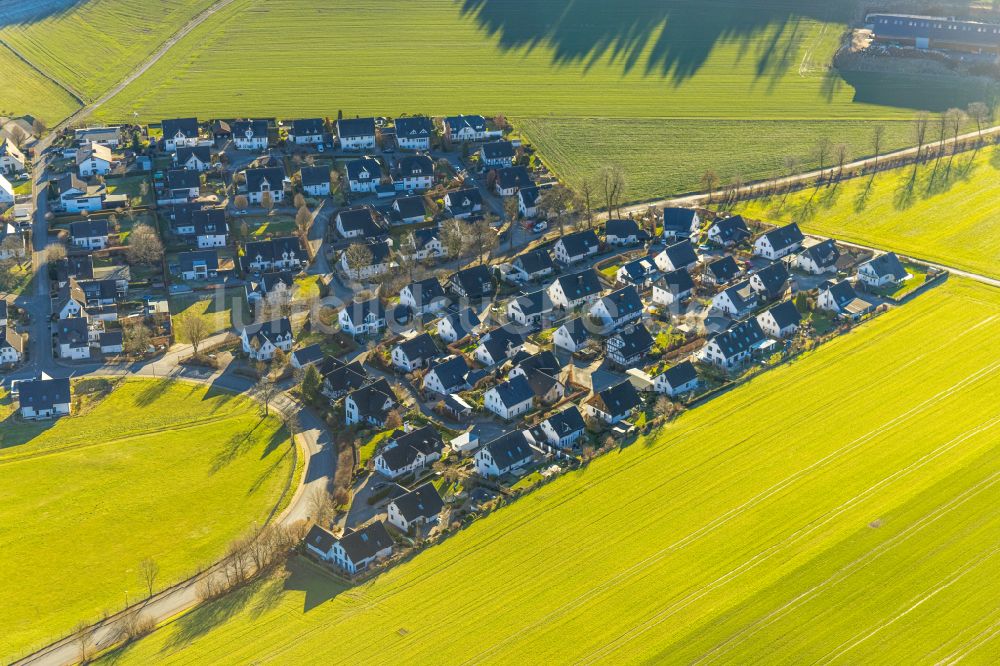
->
[532,221,547,233]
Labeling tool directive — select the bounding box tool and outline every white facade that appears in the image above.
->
[483,386,533,421]
[197,232,227,248]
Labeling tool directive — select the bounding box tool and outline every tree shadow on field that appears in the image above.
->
[133,375,179,407]
[160,580,260,653]
[247,446,292,497]
[282,557,346,613]
[457,0,854,84]
[0,0,82,28]
[210,421,266,473]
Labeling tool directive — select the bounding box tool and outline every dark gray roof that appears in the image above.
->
[291,343,323,366]
[347,378,395,422]
[512,349,561,376]
[598,286,643,320]
[245,166,285,193]
[342,296,386,326]
[162,117,199,139]
[337,117,376,139]
[337,521,393,562]
[392,425,444,457]
[868,13,1000,49]
[711,215,750,244]
[56,318,89,347]
[518,185,540,208]
[710,319,766,358]
[397,333,440,362]
[176,145,211,165]
[241,236,303,269]
[318,357,368,393]
[707,256,740,283]
[660,240,698,267]
[761,223,804,251]
[822,279,860,308]
[394,116,433,138]
[395,155,434,178]
[801,239,840,269]
[337,205,385,235]
[404,277,445,307]
[480,140,514,160]
[722,280,758,312]
[291,118,324,137]
[346,157,382,182]
[863,252,908,280]
[242,317,292,346]
[605,218,643,239]
[592,381,641,416]
[167,168,201,190]
[305,524,337,553]
[752,261,789,299]
[445,187,482,214]
[492,374,534,408]
[495,166,532,190]
[69,219,109,239]
[559,316,590,345]
[511,289,550,317]
[609,323,653,360]
[99,331,123,346]
[178,249,219,273]
[192,207,227,236]
[484,430,534,469]
[661,360,697,389]
[427,355,471,390]
[661,207,697,227]
[619,258,656,282]
[657,268,694,294]
[441,308,480,339]
[763,300,801,330]
[513,248,554,275]
[444,115,487,133]
[480,326,525,362]
[300,166,330,187]
[451,265,495,299]
[555,269,602,300]
[392,195,426,220]
[390,483,444,523]
[544,405,585,438]
[232,119,269,139]
[19,376,71,410]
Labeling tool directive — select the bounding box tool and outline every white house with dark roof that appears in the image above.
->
[328,521,394,575]
[56,318,91,359]
[387,483,444,532]
[0,137,27,174]
[290,343,323,369]
[390,196,427,225]
[698,319,766,371]
[506,289,552,328]
[604,218,646,246]
[336,117,377,151]
[289,118,325,145]
[0,325,23,365]
[553,316,590,353]
[299,166,331,197]
[177,249,219,281]
[704,256,741,286]
[239,318,293,361]
[553,229,600,265]
[437,308,480,343]
[616,258,658,289]
[711,280,758,318]
[537,405,586,449]
[651,269,694,308]
[244,167,285,205]
[240,237,303,272]
[76,142,114,177]
[0,174,14,207]
[818,280,875,319]
[74,127,122,148]
[393,154,434,192]
[304,524,338,561]
[345,157,383,193]
[474,326,525,367]
[319,357,369,400]
[484,375,535,420]
[232,119,269,151]
[394,116,434,151]
[161,118,200,151]
[653,360,699,397]
[548,268,602,309]
[707,215,750,246]
[340,239,393,280]
[345,378,396,426]
[749,261,790,301]
[518,186,540,218]
[494,166,532,196]
[589,286,643,331]
[444,188,482,219]
[654,239,699,273]
[399,277,448,314]
[444,115,488,142]
[858,252,908,288]
[423,355,472,395]
[70,219,109,250]
[661,207,700,241]
[391,333,440,372]
[339,297,386,337]
[606,323,653,367]
[479,140,515,168]
[18,375,72,419]
[796,239,840,274]
[174,145,212,172]
[475,430,535,477]
[508,248,554,283]
[756,300,801,339]
[374,426,443,479]
[585,381,641,425]
[753,223,804,260]
[192,208,228,248]
[448,265,495,300]
[335,206,386,239]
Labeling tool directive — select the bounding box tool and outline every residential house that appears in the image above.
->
[711,280,758,318]
[289,118,325,145]
[858,252,908,288]
[589,286,643,331]
[475,430,535,477]
[231,119,269,151]
[616,258,658,289]
[335,205,386,239]
[0,222,25,260]
[749,261,790,301]
[547,268,602,309]
[345,378,396,426]
[0,325,23,365]
[584,381,641,425]
[304,524,338,561]
[318,356,369,399]
[698,319,766,370]
[239,318,293,361]
[391,333,440,372]
[394,116,434,150]
[340,239,393,280]
[387,483,445,532]
[174,145,212,172]
[518,186,540,218]
[336,117,377,151]
[443,187,482,219]
[53,173,121,213]
[70,220,110,250]
[475,326,525,366]
[374,425,444,479]
[443,115,488,142]
[448,265,495,300]
[401,227,443,261]
[0,173,13,206]
[437,308,480,343]
[390,196,426,225]
[164,169,201,202]
[818,279,875,319]
[506,289,552,328]
[654,240,698,273]
[161,117,199,151]
[484,375,535,420]
[167,203,201,236]
[479,140,514,168]
[707,215,750,246]
[55,280,87,319]
[704,255,740,286]
[651,269,695,308]
[240,236,303,272]
[192,208,228,248]
[509,350,564,404]
[18,376,72,419]
[289,343,323,369]
[0,299,7,326]
[494,166,532,196]
[537,405,586,450]
[177,249,219,281]
[328,521,394,575]
[553,316,591,353]
[245,270,294,305]
[300,166,331,197]
[606,323,654,367]
[0,137,27,174]
[56,318,91,359]
[756,300,801,339]
[753,223,804,260]
[393,155,434,192]
[76,142,113,177]
[244,167,285,205]
[399,277,448,314]
[796,239,840,274]
[345,157,382,193]
[339,297,387,337]
[660,207,700,241]
[653,360,699,397]
[604,218,647,246]
[74,127,121,148]
[423,355,472,395]
[99,331,123,355]
[508,248,554,283]
[212,120,232,142]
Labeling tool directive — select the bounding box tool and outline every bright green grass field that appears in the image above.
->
[99,279,1000,665]
[0,379,294,661]
[169,287,251,341]
[0,43,79,124]
[734,147,1000,280]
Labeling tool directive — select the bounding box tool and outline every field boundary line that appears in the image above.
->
[0,38,83,104]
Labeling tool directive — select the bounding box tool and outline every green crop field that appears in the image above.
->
[733,146,1000,280]
[0,43,79,124]
[98,279,1000,664]
[0,379,294,661]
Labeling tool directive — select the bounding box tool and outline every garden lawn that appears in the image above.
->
[732,147,1000,280]
[96,278,1000,664]
[169,287,250,340]
[0,379,294,662]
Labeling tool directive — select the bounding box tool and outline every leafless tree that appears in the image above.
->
[870,125,885,171]
[293,193,306,209]
[295,205,312,236]
[833,143,849,180]
[967,102,991,144]
[578,176,595,228]
[233,194,249,211]
[599,165,626,218]
[44,242,68,263]
[470,217,498,265]
[122,320,153,355]
[343,242,374,280]
[503,195,519,223]
[814,137,831,178]
[536,183,574,236]
[254,374,279,417]
[74,621,95,664]
[701,170,718,203]
[912,112,929,164]
[179,313,209,355]
[261,191,275,214]
[439,218,465,259]
[126,223,164,265]
[139,557,159,598]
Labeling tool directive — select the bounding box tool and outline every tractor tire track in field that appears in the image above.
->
[936,612,1000,665]
[578,417,1000,665]
[461,358,1000,665]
